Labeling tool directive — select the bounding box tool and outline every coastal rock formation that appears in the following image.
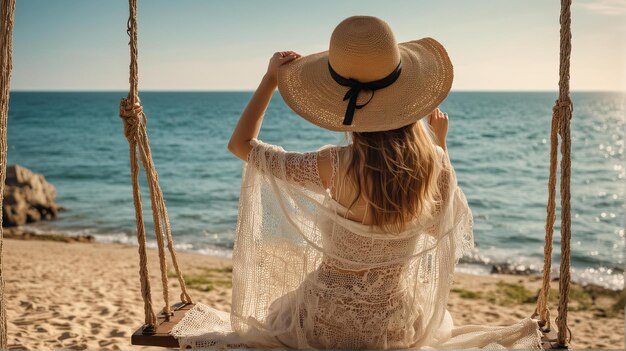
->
[3,165,60,227]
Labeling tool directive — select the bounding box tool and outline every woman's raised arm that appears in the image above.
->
[227,51,301,161]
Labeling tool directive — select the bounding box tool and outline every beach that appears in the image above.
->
[3,237,623,350]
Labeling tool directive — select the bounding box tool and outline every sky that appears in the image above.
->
[10,0,626,91]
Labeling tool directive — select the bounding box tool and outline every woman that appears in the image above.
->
[172,16,543,349]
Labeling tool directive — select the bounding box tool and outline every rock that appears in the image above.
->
[3,165,60,227]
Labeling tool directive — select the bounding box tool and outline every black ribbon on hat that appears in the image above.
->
[328,61,402,126]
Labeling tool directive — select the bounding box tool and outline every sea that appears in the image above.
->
[6,91,625,290]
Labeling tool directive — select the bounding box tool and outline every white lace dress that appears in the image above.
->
[171,139,543,349]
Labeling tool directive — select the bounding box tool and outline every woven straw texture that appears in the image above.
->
[277,16,453,132]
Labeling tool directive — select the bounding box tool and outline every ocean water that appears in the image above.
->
[6,91,625,290]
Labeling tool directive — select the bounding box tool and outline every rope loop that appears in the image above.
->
[126,17,132,37]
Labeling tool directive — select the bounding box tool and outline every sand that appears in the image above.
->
[3,238,624,350]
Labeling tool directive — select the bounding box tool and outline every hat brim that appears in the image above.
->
[277,37,453,132]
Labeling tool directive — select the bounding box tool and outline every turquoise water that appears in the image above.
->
[7,91,625,289]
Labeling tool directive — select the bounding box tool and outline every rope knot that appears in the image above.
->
[119,97,144,143]
[552,97,573,121]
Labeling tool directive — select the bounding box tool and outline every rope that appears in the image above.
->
[534,0,573,346]
[534,110,559,332]
[555,0,573,344]
[0,0,16,347]
[120,0,192,330]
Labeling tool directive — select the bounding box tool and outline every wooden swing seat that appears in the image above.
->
[130,301,566,350]
[131,302,194,348]
[542,328,568,350]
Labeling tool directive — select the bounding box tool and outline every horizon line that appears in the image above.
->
[8,89,626,93]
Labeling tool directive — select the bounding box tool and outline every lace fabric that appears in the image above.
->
[171,139,543,349]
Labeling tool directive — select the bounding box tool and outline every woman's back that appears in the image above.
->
[319,143,444,227]
[172,137,479,348]
[246,140,450,349]
[318,122,446,230]
[171,135,540,350]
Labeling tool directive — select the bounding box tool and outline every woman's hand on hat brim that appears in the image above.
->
[265,51,301,85]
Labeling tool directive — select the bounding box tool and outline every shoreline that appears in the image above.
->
[6,225,624,291]
[1,232,624,349]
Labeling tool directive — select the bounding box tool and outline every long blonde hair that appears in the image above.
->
[345,121,442,232]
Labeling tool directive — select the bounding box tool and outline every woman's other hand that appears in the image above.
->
[427,108,448,150]
[265,51,301,84]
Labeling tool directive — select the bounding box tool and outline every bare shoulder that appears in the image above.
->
[317,145,350,190]
[316,147,334,189]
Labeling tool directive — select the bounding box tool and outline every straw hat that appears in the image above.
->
[277,16,453,132]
